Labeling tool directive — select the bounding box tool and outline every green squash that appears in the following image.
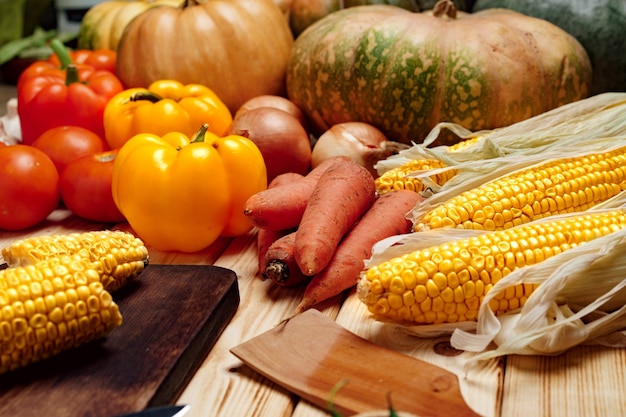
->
[472,0,626,95]
[286,2,592,145]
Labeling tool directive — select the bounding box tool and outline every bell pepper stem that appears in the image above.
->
[65,64,80,85]
[49,38,73,69]
[128,91,164,104]
[191,124,210,144]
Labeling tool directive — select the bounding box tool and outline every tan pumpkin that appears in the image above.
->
[116,0,294,113]
[288,0,472,37]
[78,0,183,51]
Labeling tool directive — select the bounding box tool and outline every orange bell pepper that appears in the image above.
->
[103,80,233,149]
[111,125,267,252]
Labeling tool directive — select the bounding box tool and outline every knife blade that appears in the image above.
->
[114,405,190,417]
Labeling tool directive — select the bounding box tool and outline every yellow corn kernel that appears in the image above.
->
[2,230,149,291]
[0,256,123,374]
[415,146,626,232]
[357,210,626,325]
[446,135,484,152]
[375,159,456,195]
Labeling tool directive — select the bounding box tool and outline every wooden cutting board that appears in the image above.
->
[0,264,239,417]
[231,310,481,417]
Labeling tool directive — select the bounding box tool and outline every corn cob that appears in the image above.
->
[0,255,123,374]
[2,231,149,291]
[446,135,483,152]
[357,210,626,325]
[414,146,626,232]
[375,159,456,195]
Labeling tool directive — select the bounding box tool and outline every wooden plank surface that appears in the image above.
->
[2,211,626,417]
[0,264,239,417]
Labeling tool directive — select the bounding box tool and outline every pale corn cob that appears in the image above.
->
[0,255,123,374]
[415,146,626,232]
[2,231,149,291]
[358,210,626,325]
[375,159,456,195]
[446,135,483,152]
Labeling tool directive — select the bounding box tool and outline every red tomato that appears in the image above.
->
[60,150,126,223]
[0,145,60,230]
[32,126,108,174]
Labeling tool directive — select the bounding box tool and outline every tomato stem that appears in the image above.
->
[49,38,73,69]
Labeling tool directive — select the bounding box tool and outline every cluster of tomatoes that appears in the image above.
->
[0,42,128,231]
[0,126,125,231]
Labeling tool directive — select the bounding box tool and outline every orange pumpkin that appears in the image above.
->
[116,0,294,113]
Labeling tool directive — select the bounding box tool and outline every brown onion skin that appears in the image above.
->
[311,122,409,177]
[234,95,308,129]
[228,106,312,183]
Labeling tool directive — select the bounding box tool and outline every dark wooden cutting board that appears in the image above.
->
[0,263,239,417]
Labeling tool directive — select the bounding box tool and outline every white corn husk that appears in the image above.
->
[362,192,626,361]
[375,92,626,197]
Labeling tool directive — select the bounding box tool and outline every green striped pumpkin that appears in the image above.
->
[286,2,593,145]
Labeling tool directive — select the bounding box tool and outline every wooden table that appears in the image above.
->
[1,209,626,417]
[2,85,626,417]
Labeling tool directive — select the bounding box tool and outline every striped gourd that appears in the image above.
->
[414,145,626,232]
[286,4,591,145]
[357,209,626,324]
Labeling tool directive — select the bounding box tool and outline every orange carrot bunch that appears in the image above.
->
[243,156,423,312]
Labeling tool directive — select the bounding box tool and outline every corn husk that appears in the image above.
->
[363,191,626,361]
[375,92,626,197]
[409,139,626,226]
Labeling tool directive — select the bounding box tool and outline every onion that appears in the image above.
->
[234,95,308,128]
[311,122,409,176]
[228,106,312,182]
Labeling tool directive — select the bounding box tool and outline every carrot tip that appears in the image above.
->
[264,260,290,283]
[294,301,308,315]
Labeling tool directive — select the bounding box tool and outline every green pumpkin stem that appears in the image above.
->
[191,124,210,143]
[128,91,164,104]
[433,0,457,19]
[49,38,73,69]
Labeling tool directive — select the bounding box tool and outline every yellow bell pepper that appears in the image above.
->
[103,79,232,149]
[112,125,267,252]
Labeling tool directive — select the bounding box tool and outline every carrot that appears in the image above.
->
[256,172,304,274]
[295,190,422,313]
[257,228,289,275]
[243,156,350,230]
[294,158,376,276]
[264,231,312,286]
